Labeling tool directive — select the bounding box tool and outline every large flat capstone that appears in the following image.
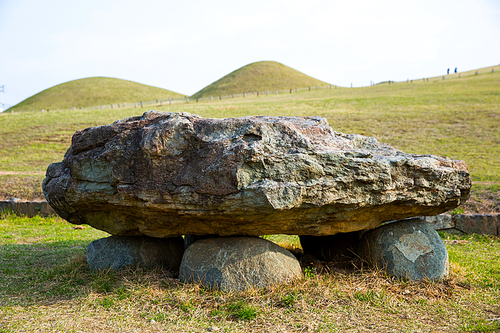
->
[43,111,471,237]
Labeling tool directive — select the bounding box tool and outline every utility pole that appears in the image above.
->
[0,85,4,113]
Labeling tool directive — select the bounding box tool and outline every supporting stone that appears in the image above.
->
[87,235,184,271]
[454,214,499,236]
[0,200,55,217]
[419,214,454,230]
[357,218,449,281]
[179,237,302,291]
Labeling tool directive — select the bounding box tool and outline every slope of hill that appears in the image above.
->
[7,77,185,112]
[191,61,329,98]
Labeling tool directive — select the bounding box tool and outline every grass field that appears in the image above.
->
[0,66,499,332]
[0,213,499,332]
[1,65,499,212]
[6,77,185,112]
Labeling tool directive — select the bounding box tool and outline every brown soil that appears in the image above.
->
[0,171,44,175]
[0,174,46,201]
[461,184,500,214]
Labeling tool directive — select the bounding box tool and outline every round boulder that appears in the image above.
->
[357,218,449,281]
[87,235,185,271]
[179,237,302,291]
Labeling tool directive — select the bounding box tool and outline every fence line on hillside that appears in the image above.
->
[4,66,498,114]
[21,84,343,113]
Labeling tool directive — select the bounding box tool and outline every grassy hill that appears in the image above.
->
[191,61,329,99]
[7,77,185,112]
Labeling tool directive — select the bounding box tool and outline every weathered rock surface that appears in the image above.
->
[179,237,302,291]
[419,214,455,230]
[357,218,449,281]
[43,111,470,237]
[87,235,184,271]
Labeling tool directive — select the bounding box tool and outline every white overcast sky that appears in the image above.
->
[0,0,499,108]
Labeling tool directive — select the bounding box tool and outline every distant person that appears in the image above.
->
[447,68,450,75]
[455,67,457,73]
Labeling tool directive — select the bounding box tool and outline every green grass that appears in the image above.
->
[191,61,329,98]
[443,233,500,289]
[0,213,499,332]
[7,77,185,112]
[0,213,108,304]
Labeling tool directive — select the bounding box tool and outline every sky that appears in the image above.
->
[0,0,499,109]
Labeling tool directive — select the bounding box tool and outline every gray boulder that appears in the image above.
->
[357,218,449,281]
[179,237,302,291]
[454,214,500,236]
[87,235,184,271]
[43,111,470,237]
[419,214,454,230]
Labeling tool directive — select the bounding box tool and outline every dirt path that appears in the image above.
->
[0,171,45,175]
[472,181,500,185]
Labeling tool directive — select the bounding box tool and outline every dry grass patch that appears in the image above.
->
[0,174,45,200]
[1,263,498,332]
[461,183,500,214]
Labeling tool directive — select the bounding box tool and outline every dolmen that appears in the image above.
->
[43,111,471,289]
